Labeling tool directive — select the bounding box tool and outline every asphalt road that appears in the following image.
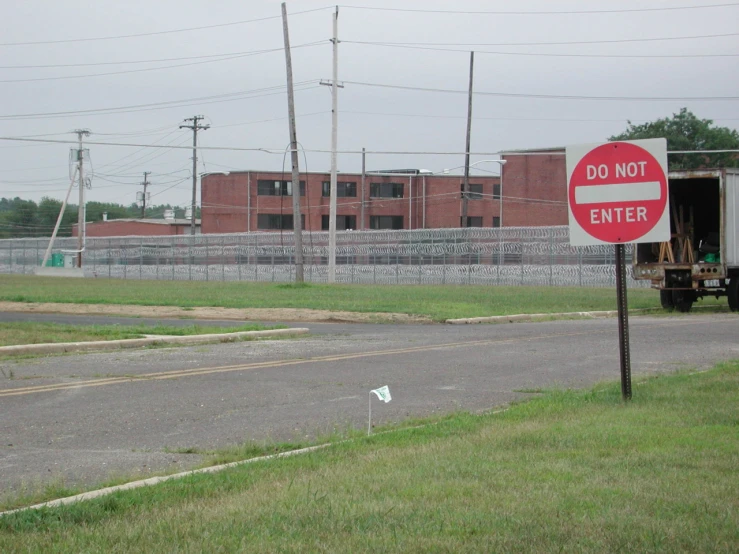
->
[2,312,738,495]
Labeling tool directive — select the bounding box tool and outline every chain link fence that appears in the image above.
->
[0,226,647,287]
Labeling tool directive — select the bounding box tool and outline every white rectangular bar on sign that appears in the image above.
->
[574,181,662,205]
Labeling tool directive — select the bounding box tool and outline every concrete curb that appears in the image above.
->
[445,310,620,325]
[0,443,331,518]
[0,328,310,356]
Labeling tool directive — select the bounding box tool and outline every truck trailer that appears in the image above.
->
[632,168,738,312]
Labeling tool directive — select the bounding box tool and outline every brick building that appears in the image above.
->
[72,218,199,237]
[200,151,567,233]
[499,147,568,227]
[201,170,503,233]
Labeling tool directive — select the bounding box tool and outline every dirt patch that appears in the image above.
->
[0,302,433,324]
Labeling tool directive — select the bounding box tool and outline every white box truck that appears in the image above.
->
[632,168,738,312]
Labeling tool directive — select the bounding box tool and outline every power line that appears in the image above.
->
[344,40,739,59]
[2,136,737,157]
[342,109,739,123]
[342,80,739,101]
[216,111,329,129]
[340,3,739,15]
[346,32,739,48]
[0,81,321,121]
[0,7,332,46]
[0,42,325,83]
[0,43,330,69]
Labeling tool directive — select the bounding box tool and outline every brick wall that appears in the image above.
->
[201,171,503,233]
[501,151,568,226]
[72,221,190,237]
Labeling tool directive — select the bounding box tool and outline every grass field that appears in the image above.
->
[1,274,725,322]
[0,322,282,348]
[1,361,736,552]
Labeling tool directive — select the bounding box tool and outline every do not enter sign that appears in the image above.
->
[566,138,669,246]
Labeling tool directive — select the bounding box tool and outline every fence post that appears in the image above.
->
[442,249,446,285]
[520,241,525,285]
[188,238,192,281]
[109,238,112,278]
[123,239,127,280]
[549,228,554,286]
[221,235,225,281]
[139,238,143,280]
[578,248,583,287]
[467,247,472,285]
[9,241,12,273]
[204,236,209,282]
[237,237,242,282]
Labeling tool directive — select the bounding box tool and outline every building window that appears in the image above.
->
[321,181,357,197]
[461,216,484,228]
[370,215,404,230]
[370,182,404,198]
[322,215,357,230]
[492,216,501,228]
[257,180,305,196]
[460,183,483,200]
[257,214,305,230]
[493,184,501,200]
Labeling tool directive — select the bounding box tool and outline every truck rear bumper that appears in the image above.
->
[632,263,725,289]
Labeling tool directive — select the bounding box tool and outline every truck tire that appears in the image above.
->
[672,290,695,313]
[660,290,675,310]
[728,278,739,312]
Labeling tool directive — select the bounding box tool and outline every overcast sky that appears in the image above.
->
[1,0,737,211]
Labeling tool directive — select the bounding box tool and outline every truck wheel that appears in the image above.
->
[660,290,675,311]
[728,278,739,312]
[672,290,695,313]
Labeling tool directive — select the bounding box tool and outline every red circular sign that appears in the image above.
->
[569,142,667,243]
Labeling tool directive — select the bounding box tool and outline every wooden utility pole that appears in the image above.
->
[461,51,474,227]
[75,129,90,268]
[140,171,150,218]
[180,116,209,235]
[361,147,366,230]
[281,2,304,282]
[328,5,339,283]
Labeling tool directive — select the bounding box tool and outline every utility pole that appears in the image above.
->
[180,116,209,235]
[75,129,90,268]
[461,51,474,227]
[140,171,150,218]
[329,6,339,282]
[318,7,344,282]
[282,2,304,282]
[361,147,366,231]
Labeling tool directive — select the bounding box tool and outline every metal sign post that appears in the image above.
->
[566,138,669,401]
[614,244,632,400]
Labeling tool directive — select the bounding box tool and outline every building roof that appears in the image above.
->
[89,218,200,225]
[501,147,566,155]
[202,169,485,178]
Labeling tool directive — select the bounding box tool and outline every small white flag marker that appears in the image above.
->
[368,385,392,436]
[370,385,392,403]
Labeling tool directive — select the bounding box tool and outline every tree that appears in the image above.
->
[609,108,739,170]
[5,198,38,237]
[38,197,77,237]
[86,201,131,223]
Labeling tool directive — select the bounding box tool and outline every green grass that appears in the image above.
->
[0,322,283,348]
[2,274,727,321]
[1,361,736,552]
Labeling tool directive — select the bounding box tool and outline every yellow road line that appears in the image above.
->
[0,318,713,398]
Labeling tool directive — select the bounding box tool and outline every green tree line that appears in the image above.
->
[0,198,191,238]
